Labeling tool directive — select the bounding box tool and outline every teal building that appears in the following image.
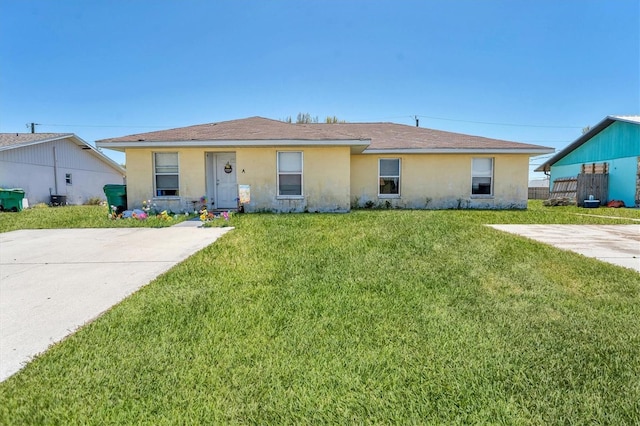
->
[537,116,640,207]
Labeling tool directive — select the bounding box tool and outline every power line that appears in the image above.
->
[530,153,556,159]
[415,115,583,129]
[39,115,584,131]
[36,117,580,146]
[25,122,40,133]
[38,123,175,129]
[516,141,566,147]
[349,114,583,130]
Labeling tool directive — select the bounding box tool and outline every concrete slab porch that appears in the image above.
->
[488,224,640,273]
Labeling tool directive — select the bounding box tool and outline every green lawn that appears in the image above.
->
[1,203,639,423]
[0,205,190,232]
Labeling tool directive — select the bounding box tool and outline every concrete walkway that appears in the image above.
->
[0,221,231,381]
[488,224,640,273]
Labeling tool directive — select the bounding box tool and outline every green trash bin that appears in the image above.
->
[103,184,127,215]
[0,188,25,212]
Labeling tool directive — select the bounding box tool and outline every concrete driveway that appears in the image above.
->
[488,224,640,273]
[0,222,232,381]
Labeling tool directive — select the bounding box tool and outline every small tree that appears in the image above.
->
[296,113,318,124]
[282,113,345,124]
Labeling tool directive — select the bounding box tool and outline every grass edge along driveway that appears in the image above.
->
[1,205,639,424]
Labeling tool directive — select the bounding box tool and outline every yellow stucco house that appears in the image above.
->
[96,116,553,213]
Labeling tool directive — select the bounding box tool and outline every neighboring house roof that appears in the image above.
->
[528,179,550,188]
[535,115,640,172]
[0,133,73,149]
[0,133,126,175]
[97,116,553,155]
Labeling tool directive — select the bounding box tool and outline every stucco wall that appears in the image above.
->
[351,154,529,209]
[125,148,529,212]
[238,147,351,213]
[125,148,207,212]
[125,146,351,213]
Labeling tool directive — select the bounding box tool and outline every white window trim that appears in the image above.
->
[153,152,180,197]
[277,151,304,199]
[65,173,72,185]
[471,157,494,198]
[378,158,401,198]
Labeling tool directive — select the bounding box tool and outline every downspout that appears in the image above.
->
[53,146,59,194]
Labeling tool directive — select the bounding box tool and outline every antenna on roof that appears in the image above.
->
[414,115,419,127]
[26,122,40,133]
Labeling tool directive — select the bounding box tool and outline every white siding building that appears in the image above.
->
[0,133,125,205]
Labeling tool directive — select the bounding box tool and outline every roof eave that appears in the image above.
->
[96,139,371,150]
[362,148,555,155]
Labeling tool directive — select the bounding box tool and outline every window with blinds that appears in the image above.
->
[154,152,179,196]
[471,157,493,196]
[277,151,303,197]
[379,158,400,196]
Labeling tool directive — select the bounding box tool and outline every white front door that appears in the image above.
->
[210,153,237,209]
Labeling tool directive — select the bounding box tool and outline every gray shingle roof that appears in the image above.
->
[97,116,552,152]
[97,117,357,143]
[0,133,72,149]
[313,122,549,150]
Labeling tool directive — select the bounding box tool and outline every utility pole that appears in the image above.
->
[27,122,40,133]
[415,116,419,127]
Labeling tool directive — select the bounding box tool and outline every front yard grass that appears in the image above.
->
[1,203,639,423]
[0,205,190,232]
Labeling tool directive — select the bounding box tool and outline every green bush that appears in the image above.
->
[84,197,104,206]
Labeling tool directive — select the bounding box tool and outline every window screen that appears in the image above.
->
[278,151,302,196]
[379,158,400,195]
[472,157,493,195]
[154,152,179,196]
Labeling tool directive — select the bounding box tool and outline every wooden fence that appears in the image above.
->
[576,173,608,206]
[581,162,608,174]
[528,187,550,200]
[549,174,609,206]
[549,177,577,199]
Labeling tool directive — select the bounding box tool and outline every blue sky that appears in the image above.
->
[1,0,638,178]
